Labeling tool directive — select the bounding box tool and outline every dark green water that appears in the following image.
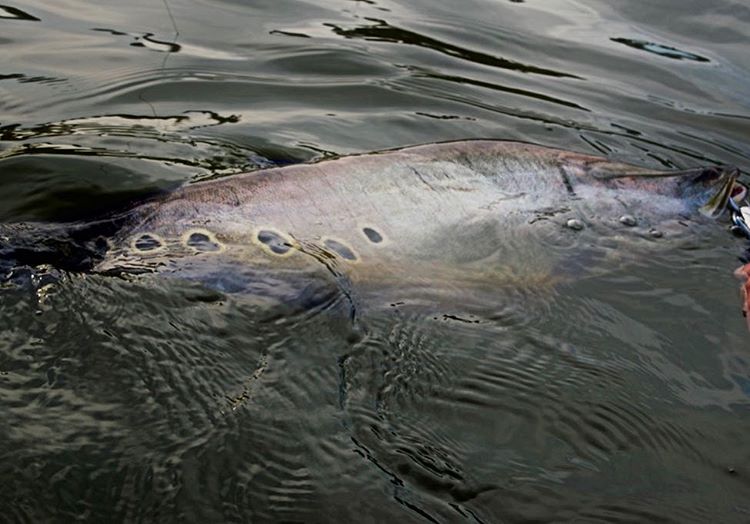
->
[2,0,750,522]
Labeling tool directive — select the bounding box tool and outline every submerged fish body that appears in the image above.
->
[0,140,742,312]
[82,140,739,303]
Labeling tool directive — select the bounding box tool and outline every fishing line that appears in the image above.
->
[162,0,179,38]
[140,0,180,117]
[160,0,179,70]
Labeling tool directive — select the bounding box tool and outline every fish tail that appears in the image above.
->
[0,218,123,282]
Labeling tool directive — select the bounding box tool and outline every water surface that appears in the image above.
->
[1,0,750,521]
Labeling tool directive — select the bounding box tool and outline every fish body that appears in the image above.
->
[0,140,741,310]
[95,141,736,288]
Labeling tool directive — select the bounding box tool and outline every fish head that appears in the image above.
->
[675,166,743,219]
[561,155,743,219]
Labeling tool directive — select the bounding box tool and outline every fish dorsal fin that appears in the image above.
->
[586,161,700,180]
[557,153,678,186]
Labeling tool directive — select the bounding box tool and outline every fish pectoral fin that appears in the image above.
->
[734,264,750,331]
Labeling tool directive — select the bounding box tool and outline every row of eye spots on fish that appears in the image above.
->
[255,228,385,261]
[132,230,222,253]
[131,226,386,260]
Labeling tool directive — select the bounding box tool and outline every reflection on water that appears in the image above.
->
[94,28,182,54]
[0,73,66,85]
[611,37,711,62]
[1,0,750,521]
[327,18,582,78]
[0,4,39,21]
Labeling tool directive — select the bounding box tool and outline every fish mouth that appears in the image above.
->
[699,167,741,219]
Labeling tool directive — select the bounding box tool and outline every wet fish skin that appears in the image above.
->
[0,140,740,301]
[105,140,729,245]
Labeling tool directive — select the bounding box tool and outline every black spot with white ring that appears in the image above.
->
[134,234,162,251]
[257,230,291,255]
[187,232,221,252]
[324,238,357,261]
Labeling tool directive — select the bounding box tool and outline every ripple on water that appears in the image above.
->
[339,308,508,515]
[326,18,581,79]
[92,27,250,60]
[0,111,271,216]
[0,267,366,520]
[611,37,711,62]
[338,292,721,521]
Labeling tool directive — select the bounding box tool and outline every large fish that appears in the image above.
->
[1,140,747,319]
